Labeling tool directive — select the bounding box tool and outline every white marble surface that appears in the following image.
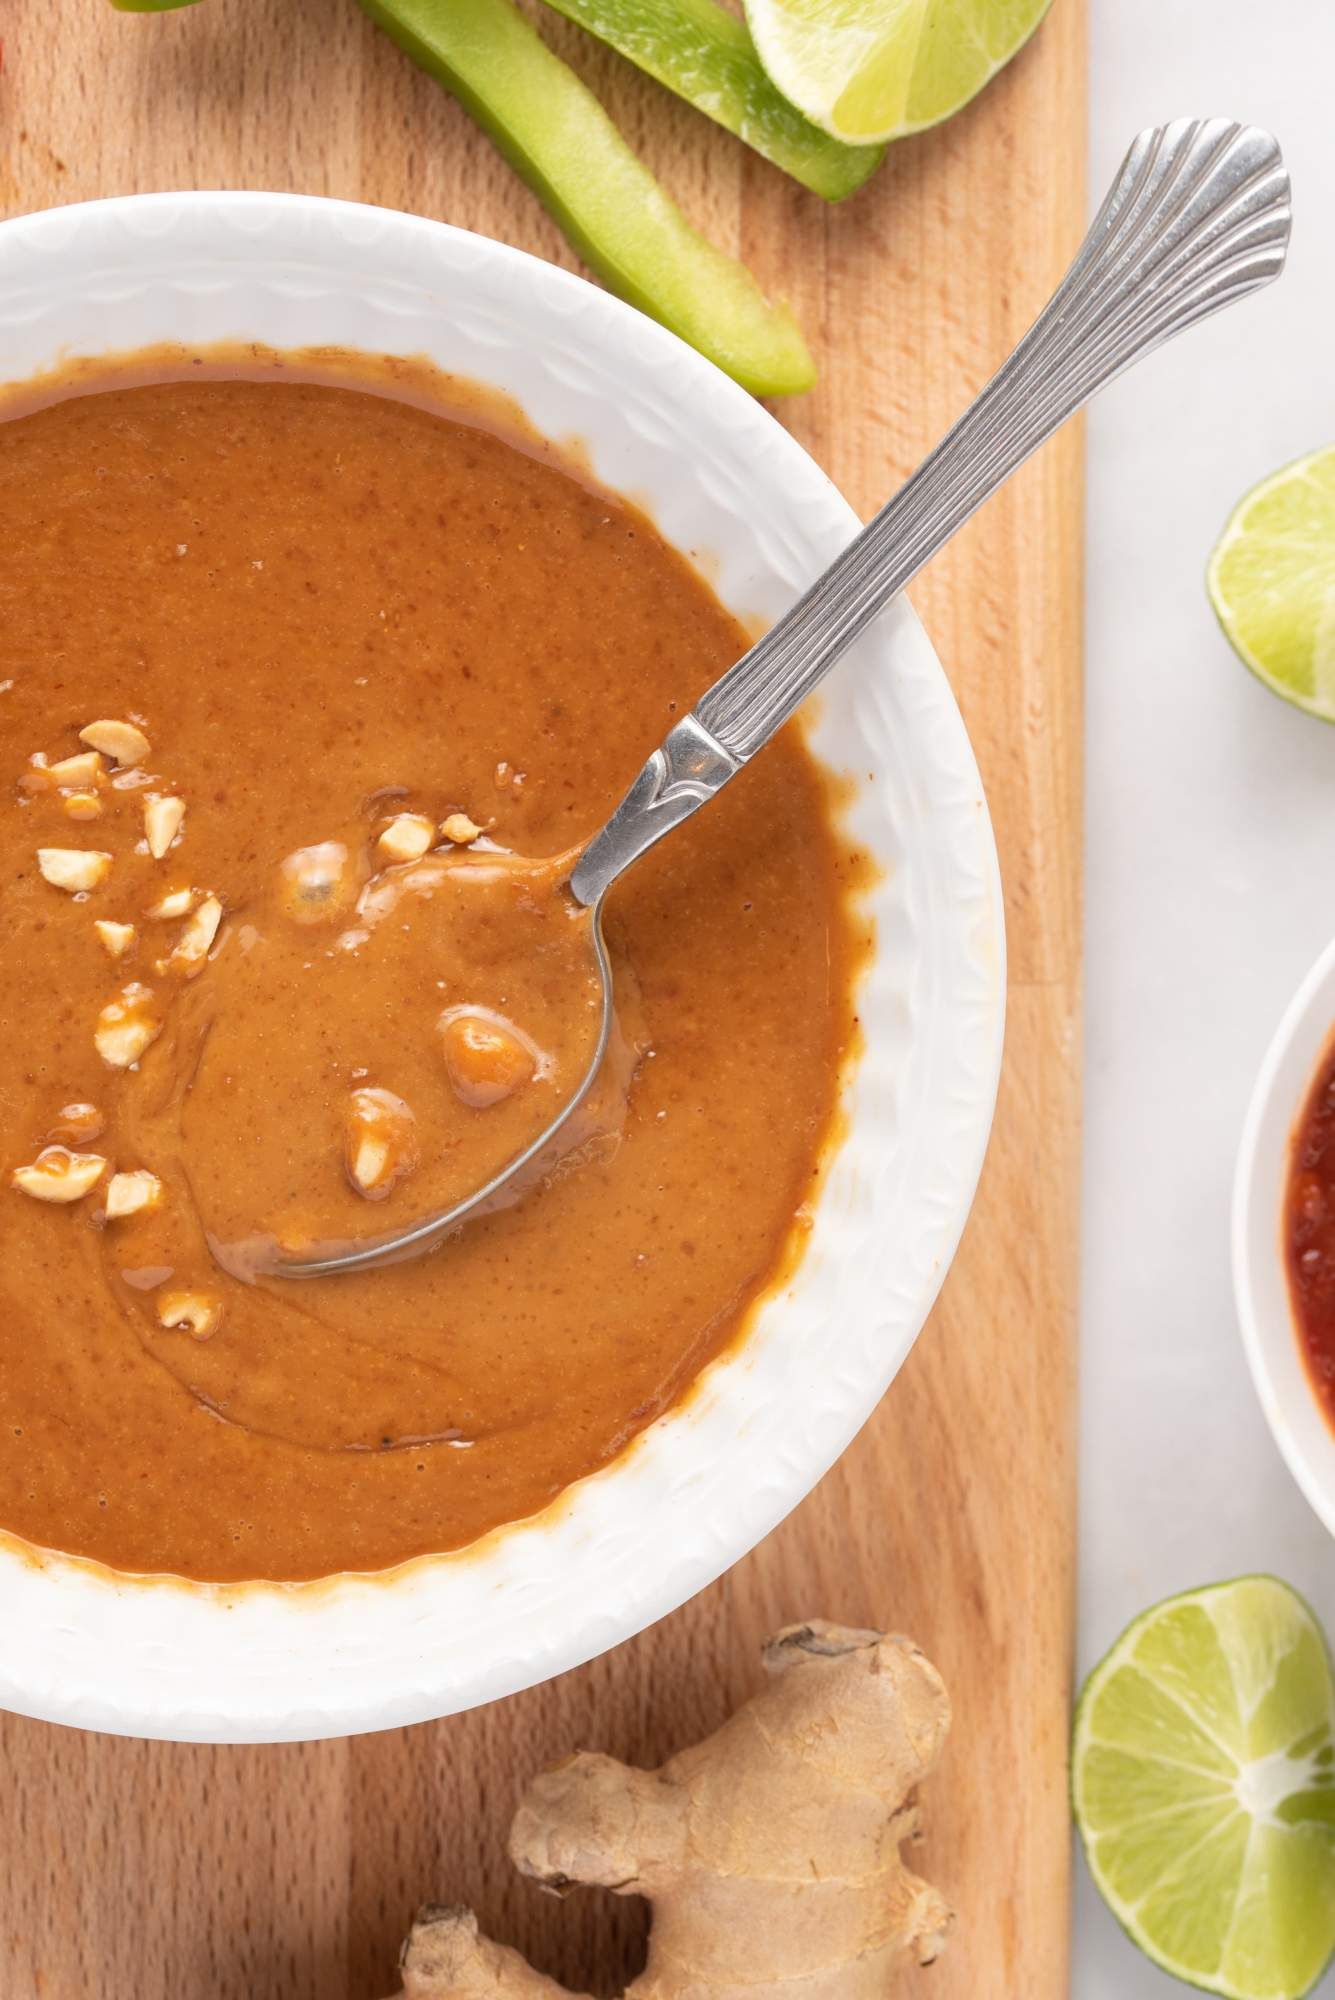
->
[1080,1,1335,1991]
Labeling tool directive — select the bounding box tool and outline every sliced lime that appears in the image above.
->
[1073,1577,1335,2000]
[1208,446,1335,720]
[742,0,1052,147]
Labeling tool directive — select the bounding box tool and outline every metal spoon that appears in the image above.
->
[283,116,1290,1279]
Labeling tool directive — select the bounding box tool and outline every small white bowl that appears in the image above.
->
[0,191,1004,1742]
[1234,936,1335,1537]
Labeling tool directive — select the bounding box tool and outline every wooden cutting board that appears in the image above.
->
[0,2,1084,1992]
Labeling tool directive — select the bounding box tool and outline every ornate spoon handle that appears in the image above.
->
[571,117,1291,909]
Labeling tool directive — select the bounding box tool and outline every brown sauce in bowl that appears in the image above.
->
[0,349,866,1582]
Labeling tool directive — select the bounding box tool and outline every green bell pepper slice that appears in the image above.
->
[356,0,815,396]
[538,0,883,201]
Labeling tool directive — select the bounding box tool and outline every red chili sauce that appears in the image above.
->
[1285,1038,1335,1429]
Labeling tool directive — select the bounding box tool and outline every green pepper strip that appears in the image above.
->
[356,0,815,396]
[538,0,883,202]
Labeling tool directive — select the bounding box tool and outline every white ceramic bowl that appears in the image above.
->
[0,192,1004,1742]
[1235,938,1335,1538]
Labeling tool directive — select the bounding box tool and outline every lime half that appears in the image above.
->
[1073,1578,1335,2000]
[1208,446,1335,720]
[742,0,1052,146]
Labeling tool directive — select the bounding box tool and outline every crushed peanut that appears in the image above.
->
[377,813,435,865]
[344,1086,419,1200]
[439,1006,537,1108]
[62,791,104,822]
[164,894,223,976]
[11,1147,107,1204]
[105,1169,163,1220]
[439,812,483,845]
[156,1289,223,1340]
[21,750,105,794]
[94,919,137,960]
[37,847,113,894]
[144,794,185,860]
[79,719,151,767]
[47,1102,105,1145]
[50,751,105,787]
[94,983,161,1069]
[146,886,196,920]
[276,841,359,926]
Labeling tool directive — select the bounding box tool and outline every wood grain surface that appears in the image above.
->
[0,2,1086,1994]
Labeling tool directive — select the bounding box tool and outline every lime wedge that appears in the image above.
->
[741,0,1052,146]
[1073,1578,1335,2000]
[1208,446,1335,720]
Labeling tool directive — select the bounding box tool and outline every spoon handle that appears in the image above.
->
[570,117,1290,909]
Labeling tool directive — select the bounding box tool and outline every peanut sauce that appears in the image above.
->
[0,350,865,1581]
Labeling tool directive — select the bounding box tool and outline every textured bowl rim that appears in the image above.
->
[0,190,1005,1741]
[1234,935,1335,1540]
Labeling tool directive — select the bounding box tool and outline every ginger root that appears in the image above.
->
[393,1620,952,2000]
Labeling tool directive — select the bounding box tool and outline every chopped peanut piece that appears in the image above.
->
[352,1132,389,1192]
[156,1289,222,1340]
[439,1007,537,1109]
[79,719,151,767]
[276,841,359,926]
[11,1147,107,1204]
[94,919,137,960]
[439,812,483,845]
[377,813,435,865]
[165,894,223,976]
[105,1169,163,1220]
[50,751,105,787]
[344,1086,419,1200]
[62,791,104,822]
[94,983,161,1069]
[144,794,185,860]
[21,750,105,793]
[146,886,196,920]
[48,1102,105,1145]
[37,847,113,894]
